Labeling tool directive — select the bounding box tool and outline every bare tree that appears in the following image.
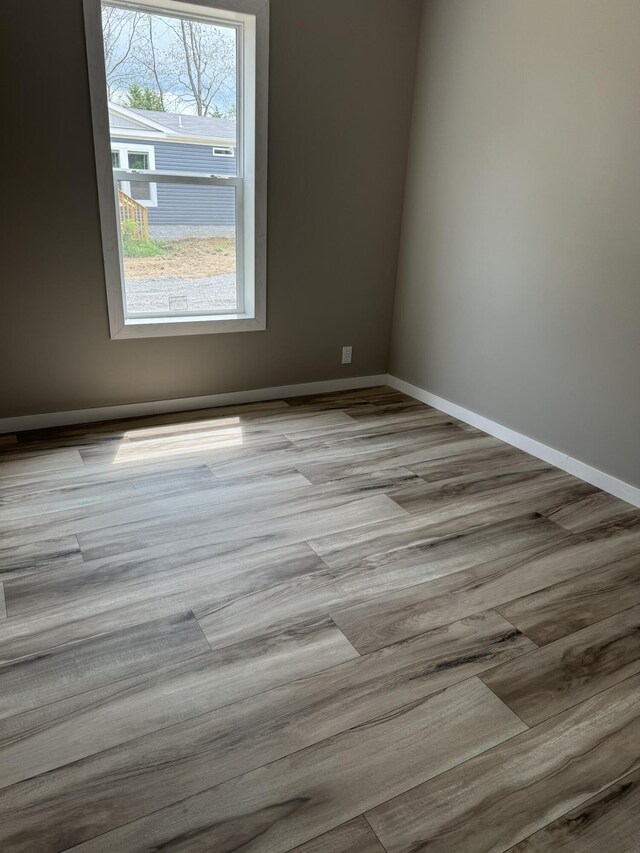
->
[101,7,142,99]
[102,9,236,117]
[166,19,236,116]
[137,15,166,111]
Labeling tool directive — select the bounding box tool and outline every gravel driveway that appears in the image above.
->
[125,274,237,313]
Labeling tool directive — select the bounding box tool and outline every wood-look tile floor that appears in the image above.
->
[1,386,639,852]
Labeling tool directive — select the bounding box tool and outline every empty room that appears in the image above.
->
[1,0,640,850]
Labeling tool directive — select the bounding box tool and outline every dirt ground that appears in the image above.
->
[124,237,236,280]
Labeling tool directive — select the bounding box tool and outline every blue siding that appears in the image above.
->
[114,138,236,227]
[153,140,236,175]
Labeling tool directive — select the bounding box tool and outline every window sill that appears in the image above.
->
[111,314,266,339]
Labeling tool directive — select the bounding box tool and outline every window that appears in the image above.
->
[111,144,158,207]
[130,181,152,202]
[84,0,268,338]
[127,152,149,170]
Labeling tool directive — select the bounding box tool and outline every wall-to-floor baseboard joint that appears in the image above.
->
[387,374,640,509]
[0,375,388,434]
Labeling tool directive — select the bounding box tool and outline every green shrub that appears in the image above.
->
[121,221,168,258]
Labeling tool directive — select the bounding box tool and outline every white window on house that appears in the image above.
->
[84,0,268,338]
[111,145,158,206]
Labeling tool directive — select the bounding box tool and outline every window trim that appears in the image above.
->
[83,0,268,338]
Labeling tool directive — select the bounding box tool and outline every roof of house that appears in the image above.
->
[108,103,236,144]
[132,109,236,142]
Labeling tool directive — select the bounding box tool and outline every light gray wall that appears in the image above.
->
[1,0,421,418]
[390,0,640,487]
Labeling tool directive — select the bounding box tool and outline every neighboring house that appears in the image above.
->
[109,103,237,239]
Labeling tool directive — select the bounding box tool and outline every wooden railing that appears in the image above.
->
[118,189,149,241]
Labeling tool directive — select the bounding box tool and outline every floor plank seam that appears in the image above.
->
[74,532,88,564]
[478,681,532,731]
[479,667,640,736]
[495,549,640,647]
[326,615,362,658]
[362,812,391,853]
[0,610,199,670]
[191,610,215,652]
[354,682,535,818]
[362,675,640,848]
[382,494,412,517]
[322,534,581,652]
[0,623,369,751]
[537,512,585,534]
[501,764,640,851]
[492,610,541,649]
[478,600,640,724]
[9,535,325,623]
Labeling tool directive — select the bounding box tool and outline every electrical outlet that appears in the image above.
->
[342,346,353,365]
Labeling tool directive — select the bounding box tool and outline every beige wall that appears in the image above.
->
[1,0,421,418]
[390,0,640,487]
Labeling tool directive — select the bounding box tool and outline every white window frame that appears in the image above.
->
[112,143,158,207]
[84,0,268,338]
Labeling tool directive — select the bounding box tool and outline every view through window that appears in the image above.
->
[102,1,242,317]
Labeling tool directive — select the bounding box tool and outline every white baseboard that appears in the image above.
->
[5,371,639,509]
[0,375,388,434]
[387,374,640,509]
